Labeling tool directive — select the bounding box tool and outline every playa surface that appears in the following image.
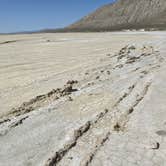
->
[0,32,166,166]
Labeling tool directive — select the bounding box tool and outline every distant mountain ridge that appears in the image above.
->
[61,0,166,32]
[65,0,166,31]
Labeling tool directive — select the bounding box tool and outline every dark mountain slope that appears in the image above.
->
[64,0,166,31]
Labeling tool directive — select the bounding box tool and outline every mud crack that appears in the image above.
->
[83,132,111,166]
[114,81,152,132]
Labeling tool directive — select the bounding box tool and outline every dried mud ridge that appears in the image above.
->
[0,40,18,45]
[0,45,164,165]
[45,79,152,166]
[44,45,163,166]
[0,80,78,130]
[11,80,78,117]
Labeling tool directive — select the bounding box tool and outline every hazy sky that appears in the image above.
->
[0,0,116,33]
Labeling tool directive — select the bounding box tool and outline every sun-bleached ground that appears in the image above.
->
[0,32,163,117]
[0,32,166,166]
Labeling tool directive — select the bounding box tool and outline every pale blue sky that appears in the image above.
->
[0,0,116,33]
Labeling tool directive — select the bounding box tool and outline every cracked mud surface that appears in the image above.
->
[0,32,166,166]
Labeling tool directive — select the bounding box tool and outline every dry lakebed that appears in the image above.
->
[0,32,166,166]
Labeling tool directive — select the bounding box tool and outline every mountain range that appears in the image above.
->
[55,0,166,32]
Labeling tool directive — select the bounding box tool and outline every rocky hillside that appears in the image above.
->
[64,0,166,31]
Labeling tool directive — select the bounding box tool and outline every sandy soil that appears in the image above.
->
[0,32,163,117]
[0,32,166,166]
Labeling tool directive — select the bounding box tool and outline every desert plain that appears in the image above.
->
[0,32,166,166]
